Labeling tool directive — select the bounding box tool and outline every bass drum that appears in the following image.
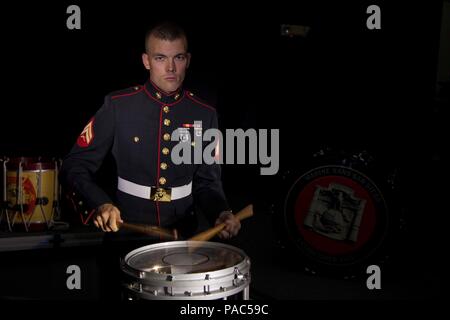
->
[275,147,405,278]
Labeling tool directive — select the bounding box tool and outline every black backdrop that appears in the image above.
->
[0,1,442,155]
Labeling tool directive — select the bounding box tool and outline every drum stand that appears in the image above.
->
[51,159,62,223]
[10,159,29,231]
[27,162,49,228]
[0,158,12,231]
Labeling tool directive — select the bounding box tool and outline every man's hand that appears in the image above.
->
[215,211,241,239]
[94,203,123,232]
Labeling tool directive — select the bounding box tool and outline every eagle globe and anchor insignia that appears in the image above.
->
[280,149,400,277]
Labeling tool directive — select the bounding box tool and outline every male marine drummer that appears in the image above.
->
[60,21,241,240]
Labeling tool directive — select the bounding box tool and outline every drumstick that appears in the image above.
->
[189,204,253,242]
[118,221,178,240]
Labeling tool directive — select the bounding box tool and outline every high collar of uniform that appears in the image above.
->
[145,80,184,104]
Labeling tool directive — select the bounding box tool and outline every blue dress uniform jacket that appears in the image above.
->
[60,81,230,230]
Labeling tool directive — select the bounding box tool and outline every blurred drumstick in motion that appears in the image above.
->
[118,221,178,240]
[189,204,253,242]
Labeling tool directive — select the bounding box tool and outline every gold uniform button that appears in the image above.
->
[160,162,168,170]
[159,177,166,185]
[189,92,194,96]
[162,147,170,155]
[163,119,171,126]
[163,133,171,141]
[155,92,162,99]
[163,106,170,113]
[174,93,180,100]
[133,86,140,91]
[133,136,140,143]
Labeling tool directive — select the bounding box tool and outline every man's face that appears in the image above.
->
[142,35,190,93]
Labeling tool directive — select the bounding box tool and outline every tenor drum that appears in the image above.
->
[1,157,59,231]
[121,241,251,300]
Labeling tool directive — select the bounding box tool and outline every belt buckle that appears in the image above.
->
[150,187,172,202]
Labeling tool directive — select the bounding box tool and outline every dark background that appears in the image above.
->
[0,2,443,157]
[0,1,446,302]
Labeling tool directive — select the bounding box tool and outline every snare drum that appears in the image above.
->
[1,157,60,231]
[121,241,251,300]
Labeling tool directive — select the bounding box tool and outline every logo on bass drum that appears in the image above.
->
[284,165,389,270]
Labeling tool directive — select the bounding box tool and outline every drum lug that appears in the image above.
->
[233,267,247,286]
[202,274,211,295]
[164,286,174,296]
[203,285,210,295]
[129,282,142,293]
[234,267,243,278]
[184,291,193,296]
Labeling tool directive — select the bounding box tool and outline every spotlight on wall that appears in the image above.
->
[280,24,311,38]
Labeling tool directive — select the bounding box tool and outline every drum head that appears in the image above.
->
[125,241,245,275]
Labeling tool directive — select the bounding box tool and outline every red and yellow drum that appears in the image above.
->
[1,157,59,231]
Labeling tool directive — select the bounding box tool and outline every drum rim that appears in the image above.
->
[121,240,251,283]
[5,157,56,170]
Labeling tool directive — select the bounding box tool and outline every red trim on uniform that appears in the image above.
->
[71,191,96,225]
[80,209,96,225]
[155,106,163,227]
[143,85,186,106]
[186,92,216,111]
[111,86,144,100]
[149,80,180,96]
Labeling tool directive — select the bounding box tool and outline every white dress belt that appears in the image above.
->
[118,177,192,200]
